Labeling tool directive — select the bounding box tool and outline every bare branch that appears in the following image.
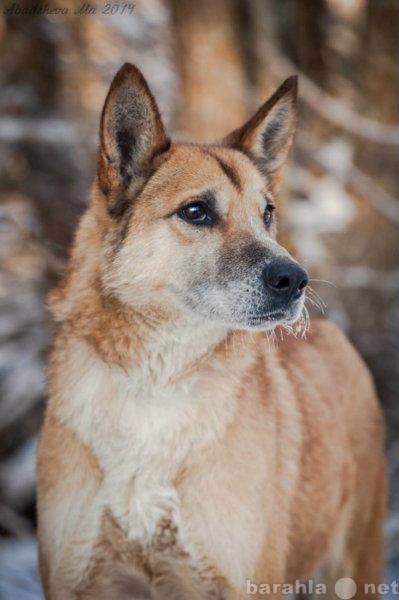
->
[258,41,399,146]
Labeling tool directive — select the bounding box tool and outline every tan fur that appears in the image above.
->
[37,64,386,599]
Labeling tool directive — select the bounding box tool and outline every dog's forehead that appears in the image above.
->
[151,144,266,198]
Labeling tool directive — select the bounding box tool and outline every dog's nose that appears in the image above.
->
[263,262,309,300]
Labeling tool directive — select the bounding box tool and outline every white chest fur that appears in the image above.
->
[54,334,266,590]
[54,336,239,534]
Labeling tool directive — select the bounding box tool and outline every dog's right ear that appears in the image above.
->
[98,63,170,217]
[223,76,297,194]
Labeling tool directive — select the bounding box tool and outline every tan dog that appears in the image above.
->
[37,64,386,600]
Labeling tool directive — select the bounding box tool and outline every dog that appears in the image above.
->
[37,63,386,599]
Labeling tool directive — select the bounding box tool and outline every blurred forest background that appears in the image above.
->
[0,0,398,597]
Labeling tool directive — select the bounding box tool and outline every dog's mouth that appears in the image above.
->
[245,312,286,325]
[240,295,305,330]
[244,316,293,331]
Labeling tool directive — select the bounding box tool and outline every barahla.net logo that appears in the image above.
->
[247,577,399,598]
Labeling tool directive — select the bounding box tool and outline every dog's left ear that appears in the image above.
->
[224,76,297,193]
[98,63,170,217]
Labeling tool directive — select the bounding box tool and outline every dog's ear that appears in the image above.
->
[224,76,297,193]
[98,63,170,217]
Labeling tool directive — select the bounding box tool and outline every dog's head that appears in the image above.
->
[96,63,308,330]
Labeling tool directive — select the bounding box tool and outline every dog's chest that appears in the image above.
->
[61,357,238,531]
[57,342,265,589]
[86,387,201,543]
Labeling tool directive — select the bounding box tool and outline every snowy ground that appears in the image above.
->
[0,539,42,600]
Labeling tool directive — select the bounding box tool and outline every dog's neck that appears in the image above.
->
[58,283,230,391]
[118,305,230,390]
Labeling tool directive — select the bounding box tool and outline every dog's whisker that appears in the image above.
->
[267,328,278,351]
[265,330,272,352]
[306,301,324,316]
[269,329,275,349]
[307,285,327,306]
[305,295,325,314]
[309,278,336,288]
[309,293,326,310]
[265,331,271,352]
[302,305,311,337]
[291,305,311,340]
[306,286,327,313]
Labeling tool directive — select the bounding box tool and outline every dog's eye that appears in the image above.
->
[264,204,275,227]
[179,202,210,225]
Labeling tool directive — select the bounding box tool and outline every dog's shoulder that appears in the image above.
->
[276,318,361,367]
[299,318,376,387]
[273,318,383,433]
[302,317,350,346]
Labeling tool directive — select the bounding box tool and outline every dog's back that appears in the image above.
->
[37,64,386,600]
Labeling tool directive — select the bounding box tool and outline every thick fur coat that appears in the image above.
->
[37,64,386,600]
